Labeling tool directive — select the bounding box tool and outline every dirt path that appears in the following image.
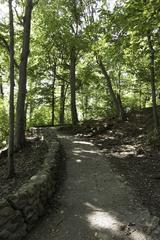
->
[25,133,160,240]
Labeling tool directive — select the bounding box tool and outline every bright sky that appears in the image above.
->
[0,2,8,20]
[108,0,116,10]
[0,0,116,20]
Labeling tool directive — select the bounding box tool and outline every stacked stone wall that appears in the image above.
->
[0,129,60,240]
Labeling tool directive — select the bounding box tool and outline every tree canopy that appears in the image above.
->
[1,0,160,170]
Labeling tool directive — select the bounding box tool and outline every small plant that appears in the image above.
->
[146,129,160,150]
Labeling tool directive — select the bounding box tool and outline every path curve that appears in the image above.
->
[25,133,160,240]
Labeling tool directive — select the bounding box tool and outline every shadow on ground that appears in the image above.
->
[25,133,159,240]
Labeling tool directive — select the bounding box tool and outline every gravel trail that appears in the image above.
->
[25,133,160,240]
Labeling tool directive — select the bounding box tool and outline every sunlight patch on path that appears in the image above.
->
[25,133,160,240]
[73,149,97,154]
[85,202,148,240]
[76,159,82,163]
[73,140,94,145]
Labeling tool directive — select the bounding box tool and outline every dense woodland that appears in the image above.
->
[0,0,160,177]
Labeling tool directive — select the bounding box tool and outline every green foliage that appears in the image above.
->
[1,0,160,149]
[29,105,52,126]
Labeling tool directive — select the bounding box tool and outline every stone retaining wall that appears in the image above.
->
[0,129,60,240]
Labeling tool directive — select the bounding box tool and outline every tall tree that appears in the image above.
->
[59,79,67,125]
[97,58,126,120]
[15,0,34,150]
[124,0,160,132]
[70,46,78,125]
[8,0,15,178]
[51,62,57,126]
[147,31,159,132]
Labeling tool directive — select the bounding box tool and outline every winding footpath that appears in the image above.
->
[26,132,160,240]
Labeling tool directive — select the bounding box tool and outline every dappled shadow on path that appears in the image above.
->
[26,133,157,240]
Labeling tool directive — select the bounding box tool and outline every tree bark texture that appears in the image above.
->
[15,0,33,150]
[59,79,66,125]
[8,0,15,178]
[98,59,126,120]
[147,32,159,132]
[51,63,56,126]
[70,46,78,125]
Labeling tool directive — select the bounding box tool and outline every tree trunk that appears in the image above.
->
[8,0,15,178]
[82,95,89,120]
[139,79,142,110]
[118,70,121,95]
[0,82,4,98]
[29,98,33,125]
[51,85,55,126]
[15,0,33,150]
[59,79,65,125]
[98,58,126,120]
[147,32,159,132]
[51,63,56,126]
[116,94,126,120]
[70,46,78,125]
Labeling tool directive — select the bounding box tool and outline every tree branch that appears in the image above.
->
[14,6,24,26]
[0,34,19,69]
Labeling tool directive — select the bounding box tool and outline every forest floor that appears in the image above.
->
[75,109,160,219]
[26,129,160,240]
[1,109,160,239]
[0,136,48,199]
